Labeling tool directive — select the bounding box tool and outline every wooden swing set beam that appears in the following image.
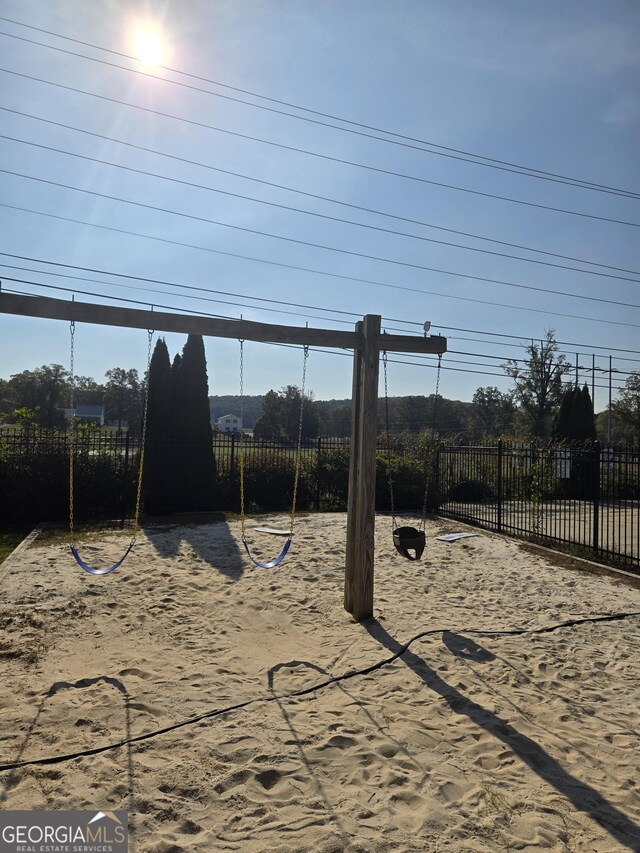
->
[0,291,447,622]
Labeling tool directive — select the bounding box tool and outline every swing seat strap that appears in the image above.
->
[70,542,135,576]
[241,536,292,570]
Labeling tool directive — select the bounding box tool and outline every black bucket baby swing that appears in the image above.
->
[382,338,442,561]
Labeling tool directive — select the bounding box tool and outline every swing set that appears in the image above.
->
[0,292,447,621]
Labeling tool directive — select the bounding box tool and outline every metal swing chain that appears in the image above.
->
[68,320,76,543]
[289,345,309,535]
[239,339,246,541]
[419,353,442,531]
[382,350,396,532]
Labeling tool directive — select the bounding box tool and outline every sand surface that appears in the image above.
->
[1,514,639,852]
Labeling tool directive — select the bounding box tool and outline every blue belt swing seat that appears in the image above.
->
[238,341,308,569]
[68,319,153,576]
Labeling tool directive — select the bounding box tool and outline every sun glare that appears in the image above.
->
[134,30,164,67]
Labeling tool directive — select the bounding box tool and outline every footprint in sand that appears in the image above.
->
[118,667,154,680]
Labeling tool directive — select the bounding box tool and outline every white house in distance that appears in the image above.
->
[216,413,242,434]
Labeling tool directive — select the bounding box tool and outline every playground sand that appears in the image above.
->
[1,514,639,852]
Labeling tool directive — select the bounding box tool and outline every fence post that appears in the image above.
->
[316,435,322,511]
[592,440,600,556]
[497,439,503,534]
[229,431,236,477]
[121,430,130,528]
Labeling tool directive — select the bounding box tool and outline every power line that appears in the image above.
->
[4,133,639,282]
[2,70,639,231]
[433,323,640,357]
[0,254,363,323]
[5,165,640,300]
[0,268,359,329]
[5,160,640,291]
[1,20,638,199]
[0,284,506,384]
[0,268,632,387]
[3,200,640,331]
[1,283,631,393]
[5,252,640,365]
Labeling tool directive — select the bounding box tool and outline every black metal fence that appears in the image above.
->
[437,440,639,573]
[1,427,638,573]
[0,428,358,524]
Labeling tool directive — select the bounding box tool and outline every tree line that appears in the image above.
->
[2,330,640,444]
[0,364,144,431]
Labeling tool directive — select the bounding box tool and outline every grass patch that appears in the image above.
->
[0,531,30,564]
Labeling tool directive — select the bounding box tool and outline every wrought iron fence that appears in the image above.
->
[437,440,639,573]
[2,427,638,573]
[0,427,356,523]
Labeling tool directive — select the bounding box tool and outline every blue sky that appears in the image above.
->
[0,0,638,410]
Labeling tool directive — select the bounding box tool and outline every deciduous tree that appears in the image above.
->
[9,364,69,428]
[613,371,640,444]
[503,331,570,438]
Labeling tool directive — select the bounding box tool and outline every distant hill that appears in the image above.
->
[211,395,473,437]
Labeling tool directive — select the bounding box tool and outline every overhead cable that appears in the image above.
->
[4,167,640,287]
[2,201,639,331]
[1,22,638,199]
[3,133,639,280]
[1,70,638,230]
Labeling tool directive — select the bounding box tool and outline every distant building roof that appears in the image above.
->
[74,405,104,417]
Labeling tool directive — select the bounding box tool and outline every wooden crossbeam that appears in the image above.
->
[0,293,447,354]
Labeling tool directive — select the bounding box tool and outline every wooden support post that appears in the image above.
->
[345,321,363,614]
[345,314,380,621]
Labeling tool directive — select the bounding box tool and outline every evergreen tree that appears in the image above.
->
[142,339,173,515]
[578,384,597,441]
[551,384,596,442]
[551,388,574,440]
[172,335,216,511]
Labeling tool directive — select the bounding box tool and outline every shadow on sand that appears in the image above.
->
[141,513,244,580]
[0,675,137,850]
[365,619,640,852]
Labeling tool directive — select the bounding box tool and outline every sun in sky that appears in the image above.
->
[133,29,164,67]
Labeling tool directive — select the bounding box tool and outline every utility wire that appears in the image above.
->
[1,282,628,391]
[4,166,640,288]
[4,252,640,366]
[1,22,638,199]
[4,133,639,280]
[0,283,504,382]
[0,254,362,324]
[0,106,640,235]
[0,269,359,329]
[3,201,640,331]
[2,70,638,230]
[434,324,640,357]
[0,277,631,390]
